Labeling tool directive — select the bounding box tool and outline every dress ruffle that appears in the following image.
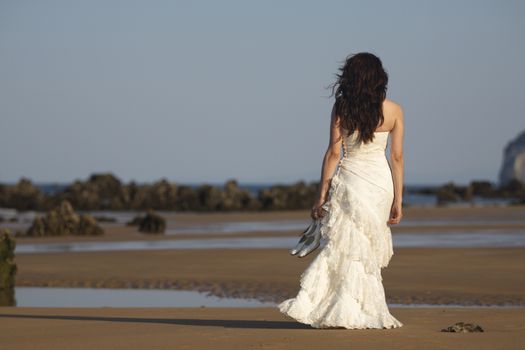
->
[320,170,395,274]
[278,166,403,329]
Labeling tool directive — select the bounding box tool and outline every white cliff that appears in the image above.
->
[499,130,525,186]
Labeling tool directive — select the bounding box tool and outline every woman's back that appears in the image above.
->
[340,98,401,160]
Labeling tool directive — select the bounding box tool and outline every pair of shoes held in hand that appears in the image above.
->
[289,217,322,258]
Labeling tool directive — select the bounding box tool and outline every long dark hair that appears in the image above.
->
[329,52,389,144]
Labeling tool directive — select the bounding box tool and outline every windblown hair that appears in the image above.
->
[329,52,389,144]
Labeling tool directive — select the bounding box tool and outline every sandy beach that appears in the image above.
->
[1,205,525,349]
[1,307,524,350]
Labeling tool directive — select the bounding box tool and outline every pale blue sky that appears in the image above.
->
[1,0,524,185]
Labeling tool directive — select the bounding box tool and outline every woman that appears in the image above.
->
[278,52,404,329]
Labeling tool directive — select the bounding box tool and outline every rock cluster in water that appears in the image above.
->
[499,130,525,186]
[127,209,166,234]
[0,173,319,212]
[413,179,525,206]
[25,200,104,236]
[0,228,16,306]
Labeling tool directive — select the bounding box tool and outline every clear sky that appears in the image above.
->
[1,0,524,186]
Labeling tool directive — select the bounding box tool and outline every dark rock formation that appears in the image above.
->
[501,179,525,204]
[129,178,179,210]
[0,229,17,306]
[196,184,223,211]
[258,180,318,210]
[441,321,484,332]
[467,180,495,197]
[174,185,200,211]
[0,172,326,212]
[0,177,46,211]
[499,130,525,186]
[25,200,104,236]
[220,179,260,210]
[435,182,472,205]
[55,172,129,210]
[135,210,166,234]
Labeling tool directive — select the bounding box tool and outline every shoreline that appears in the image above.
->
[4,205,525,245]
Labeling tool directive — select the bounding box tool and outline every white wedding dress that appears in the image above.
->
[277,128,404,329]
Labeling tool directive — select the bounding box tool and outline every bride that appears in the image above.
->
[277,52,405,329]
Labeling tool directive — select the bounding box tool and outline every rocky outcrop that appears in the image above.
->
[219,179,260,210]
[258,180,318,210]
[499,130,525,186]
[55,172,129,210]
[25,200,104,236]
[127,210,166,234]
[0,172,323,212]
[0,177,46,211]
[0,229,17,306]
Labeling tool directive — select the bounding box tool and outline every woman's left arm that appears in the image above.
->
[311,103,343,219]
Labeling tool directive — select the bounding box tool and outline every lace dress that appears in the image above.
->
[277,129,404,329]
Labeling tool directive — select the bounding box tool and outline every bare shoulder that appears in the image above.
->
[383,98,404,126]
[383,98,403,116]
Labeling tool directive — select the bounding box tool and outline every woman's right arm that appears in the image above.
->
[388,105,404,225]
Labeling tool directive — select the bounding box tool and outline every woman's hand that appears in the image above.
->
[311,197,327,220]
[388,200,403,225]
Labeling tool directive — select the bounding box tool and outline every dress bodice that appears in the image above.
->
[341,128,389,160]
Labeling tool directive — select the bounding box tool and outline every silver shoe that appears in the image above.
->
[289,218,317,256]
[290,218,322,258]
[296,219,322,257]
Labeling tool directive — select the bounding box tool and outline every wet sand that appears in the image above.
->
[14,247,525,306]
[1,307,524,350]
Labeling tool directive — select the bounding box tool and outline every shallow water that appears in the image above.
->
[13,230,525,254]
[166,219,309,235]
[7,287,524,308]
[168,218,525,234]
[3,207,525,235]
[11,287,274,308]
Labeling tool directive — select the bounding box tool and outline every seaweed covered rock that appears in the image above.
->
[174,185,199,210]
[196,184,224,211]
[128,210,166,234]
[435,182,473,205]
[0,229,17,306]
[258,180,318,210]
[56,172,129,210]
[130,178,179,210]
[139,210,166,233]
[0,177,45,211]
[441,321,484,333]
[25,200,104,236]
[78,215,104,236]
[220,179,260,210]
[467,180,495,197]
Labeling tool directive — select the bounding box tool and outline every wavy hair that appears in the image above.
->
[329,52,389,144]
